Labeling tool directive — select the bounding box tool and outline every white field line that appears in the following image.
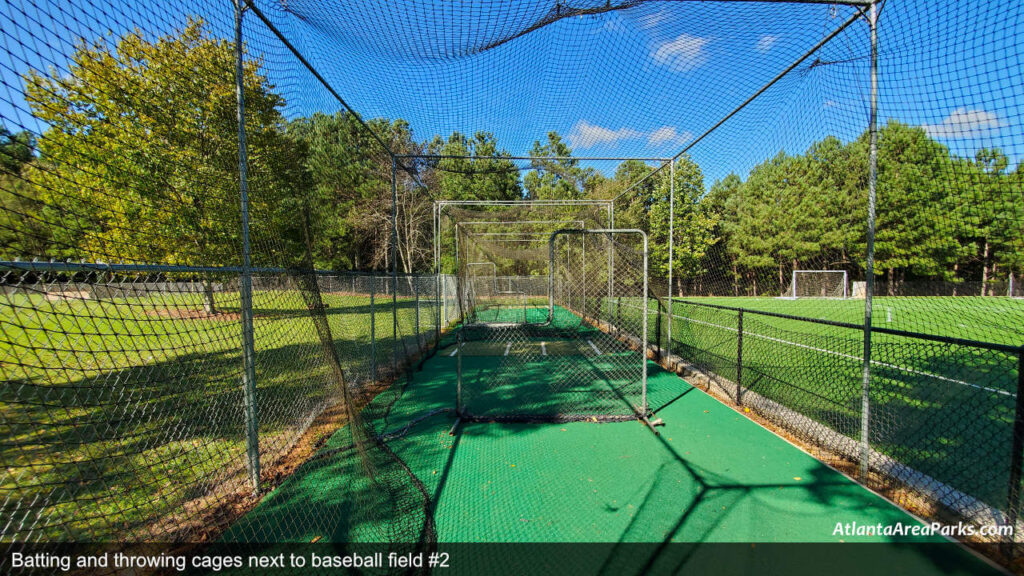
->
[541,342,547,356]
[587,339,602,355]
[617,301,1011,399]
[504,342,512,356]
[674,311,1013,398]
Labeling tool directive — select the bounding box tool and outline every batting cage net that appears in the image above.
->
[454,226,649,424]
[1,0,1023,570]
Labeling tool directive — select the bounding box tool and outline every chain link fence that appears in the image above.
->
[631,294,1024,556]
[1,265,443,544]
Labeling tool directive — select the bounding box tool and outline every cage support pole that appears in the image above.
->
[391,157,399,372]
[415,278,421,349]
[607,204,614,320]
[234,0,260,495]
[737,309,744,405]
[582,234,587,320]
[667,159,675,361]
[1005,347,1024,556]
[371,277,377,381]
[859,0,878,481]
[439,207,444,337]
[1007,348,1024,556]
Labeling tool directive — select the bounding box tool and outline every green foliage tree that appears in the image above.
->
[604,159,657,232]
[0,126,51,259]
[704,173,743,295]
[426,131,520,201]
[647,155,717,295]
[523,132,598,199]
[860,121,966,293]
[24,18,304,312]
[0,127,35,175]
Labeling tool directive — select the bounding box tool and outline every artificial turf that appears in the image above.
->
[653,296,1020,518]
[225,338,1003,575]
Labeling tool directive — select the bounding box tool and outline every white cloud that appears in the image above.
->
[568,121,692,150]
[648,126,693,147]
[922,108,1001,139]
[602,15,625,33]
[638,9,669,30]
[755,35,778,53]
[651,33,711,73]
[568,120,643,149]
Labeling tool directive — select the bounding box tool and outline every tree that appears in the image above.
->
[647,155,717,295]
[426,131,520,201]
[0,126,51,259]
[857,121,965,293]
[704,173,743,295]
[726,152,794,295]
[603,159,657,232]
[523,132,598,199]
[0,127,35,175]
[950,148,1023,295]
[24,18,304,313]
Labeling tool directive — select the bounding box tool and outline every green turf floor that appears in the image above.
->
[225,344,1003,574]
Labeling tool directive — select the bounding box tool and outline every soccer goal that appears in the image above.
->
[788,270,848,299]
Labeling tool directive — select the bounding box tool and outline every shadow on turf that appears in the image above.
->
[671,319,1020,520]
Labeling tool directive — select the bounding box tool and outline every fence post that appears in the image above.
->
[737,309,744,405]
[655,302,662,354]
[415,278,421,350]
[371,277,376,382]
[1006,347,1024,557]
[391,158,399,373]
[234,0,259,495]
[859,0,879,481]
[616,295,622,335]
[667,159,674,361]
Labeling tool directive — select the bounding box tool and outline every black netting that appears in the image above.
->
[1,0,1023,570]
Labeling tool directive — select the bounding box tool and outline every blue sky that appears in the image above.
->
[1,0,1020,187]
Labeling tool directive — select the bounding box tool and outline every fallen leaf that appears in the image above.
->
[310,536,322,543]
[793,477,802,481]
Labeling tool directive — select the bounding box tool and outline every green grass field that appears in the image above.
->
[638,296,1022,519]
[0,288,428,540]
[448,295,1020,527]
[682,295,1024,346]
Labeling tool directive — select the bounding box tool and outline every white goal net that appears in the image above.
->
[788,270,848,299]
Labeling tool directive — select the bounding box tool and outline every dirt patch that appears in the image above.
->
[147,401,349,546]
[44,290,90,301]
[145,308,242,321]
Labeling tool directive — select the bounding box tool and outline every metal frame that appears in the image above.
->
[860,0,879,480]
[248,0,881,477]
[548,228,650,421]
[436,199,615,327]
[790,269,849,299]
[234,0,259,494]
